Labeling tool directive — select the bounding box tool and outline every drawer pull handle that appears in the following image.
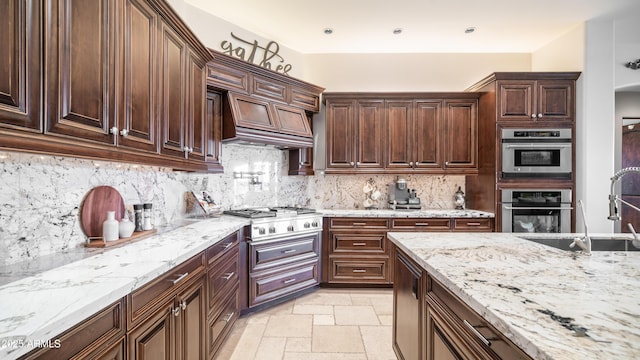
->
[221,242,233,249]
[223,312,235,322]
[171,272,189,285]
[282,249,297,254]
[465,222,482,226]
[283,278,297,284]
[352,269,367,273]
[415,223,430,226]
[353,222,367,226]
[463,320,491,347]
[352,242,367,246]
[222,272,235,280]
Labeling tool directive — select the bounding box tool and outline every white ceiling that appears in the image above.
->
[186,0,637,54]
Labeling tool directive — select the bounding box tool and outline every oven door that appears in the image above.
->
[502,142,572,178]
[501,189,572,233]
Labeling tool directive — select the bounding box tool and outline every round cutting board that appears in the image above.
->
[79,186,125,240]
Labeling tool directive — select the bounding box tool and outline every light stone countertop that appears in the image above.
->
[0,216,249,360]
[319,208,494,218]
[387,231,640,360]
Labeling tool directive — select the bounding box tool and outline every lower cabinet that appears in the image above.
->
[127,274,206,360]
[324,216,494,286]
[392,249,424,360]
[393,246,531,360]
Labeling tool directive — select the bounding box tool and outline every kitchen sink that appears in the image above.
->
[520,236,640,252]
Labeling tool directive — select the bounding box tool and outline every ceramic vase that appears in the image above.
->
[102,211,119,242]
[119,216,135,238]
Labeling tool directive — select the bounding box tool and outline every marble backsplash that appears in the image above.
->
[0,144,464,266]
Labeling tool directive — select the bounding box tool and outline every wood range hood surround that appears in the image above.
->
[207,51,324,149]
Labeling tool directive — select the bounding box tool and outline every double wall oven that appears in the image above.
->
[500,128,574,233]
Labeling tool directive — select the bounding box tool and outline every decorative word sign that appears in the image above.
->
[220,32,293,75]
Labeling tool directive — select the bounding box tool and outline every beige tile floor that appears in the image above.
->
[215,288,398,360]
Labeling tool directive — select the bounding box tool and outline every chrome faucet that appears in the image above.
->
[570,200,591,255]
[608,166,640,247]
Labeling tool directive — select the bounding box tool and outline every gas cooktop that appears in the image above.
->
[224,207,317,219]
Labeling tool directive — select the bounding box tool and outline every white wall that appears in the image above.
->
[304,53,531,92]
[532,24,585,71]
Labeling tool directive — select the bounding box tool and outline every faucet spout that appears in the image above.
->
[608,166,640,233]
[570,200,591,255]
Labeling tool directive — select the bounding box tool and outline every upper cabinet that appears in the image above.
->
[324,93,479,174]
[0,0,42,133]
[0,0,218,172]
[468,72,580,125]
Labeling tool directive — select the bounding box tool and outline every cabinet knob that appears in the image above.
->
[180,300,187,310]
[531,114,537,118]
[119,129,128,137]
[109,126,118,135]
[409,161,414,167]
[445,161,449,166]
[172,307,181,317]
[350,162,355,167]
[537,113,543,118]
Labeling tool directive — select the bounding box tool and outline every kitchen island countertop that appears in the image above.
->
[387,231,640,360]
[320,208,494,218]
[0,215,248,360]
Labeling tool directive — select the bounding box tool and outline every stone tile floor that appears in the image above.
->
[214,288,398,360]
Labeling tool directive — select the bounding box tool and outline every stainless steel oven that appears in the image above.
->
[502,128,572,179]
[501,189,572,233]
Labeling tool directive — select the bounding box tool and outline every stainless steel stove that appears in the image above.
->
[224,207,322,241]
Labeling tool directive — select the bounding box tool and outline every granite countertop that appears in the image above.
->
[320,208,494,218]
[0,216,249,360]
[387,231,640,360]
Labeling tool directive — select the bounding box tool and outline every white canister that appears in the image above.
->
[103,211,119,241]
[119,216,135,238]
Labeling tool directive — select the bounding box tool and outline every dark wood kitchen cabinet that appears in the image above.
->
[205,90,224,172]
[325,97,385,172]
[496,79,575,124]
[0,0,218,172]
[324,93,478,174]
[127,252,206,360]
[393,249,424,360]
[0,0,42,133]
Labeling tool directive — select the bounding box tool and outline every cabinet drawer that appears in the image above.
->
[206,231,239,266]
[328,257,389,283]
[250,233,319,271]
[291,87,320,112]
[20,298,125,360]
[391,218,451,231]
[207,291,239,358]
[250,260,319,307]
[208,246,240,316]
[428,277,531,360]
[453,218,493,232]
[129,252,205,326]
[331,232,387,253]
[329,217,389,229]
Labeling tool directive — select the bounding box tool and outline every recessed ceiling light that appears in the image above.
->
[393,28,403,35]
[323,28,333,35]
[465,27,476,34]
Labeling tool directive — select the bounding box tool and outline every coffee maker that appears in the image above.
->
[388,177,421,210]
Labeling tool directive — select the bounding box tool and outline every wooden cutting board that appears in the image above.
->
[79,186,125,240]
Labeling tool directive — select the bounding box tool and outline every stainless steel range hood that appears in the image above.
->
[222,92,313,148]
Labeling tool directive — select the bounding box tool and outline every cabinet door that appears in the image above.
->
[0,0,42,132]
[45,0,117,144]
[159,22,187,159]
[496,80,535,121]
[272,102,313,137]
[176,276,206,360]
[326,99,356,169]
[393,251,423,360]
[414,101,442,169]
[386,101,414,170]
[355,100,385,169]
[127,303,174,360]
[120,0,159,152]
[205,90,223,171]
[443,100,477,170]
[425,307,465,360]
[186,49,206,162]
[536,80,574,122]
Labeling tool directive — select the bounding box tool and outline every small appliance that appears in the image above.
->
[388,177,421,210]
